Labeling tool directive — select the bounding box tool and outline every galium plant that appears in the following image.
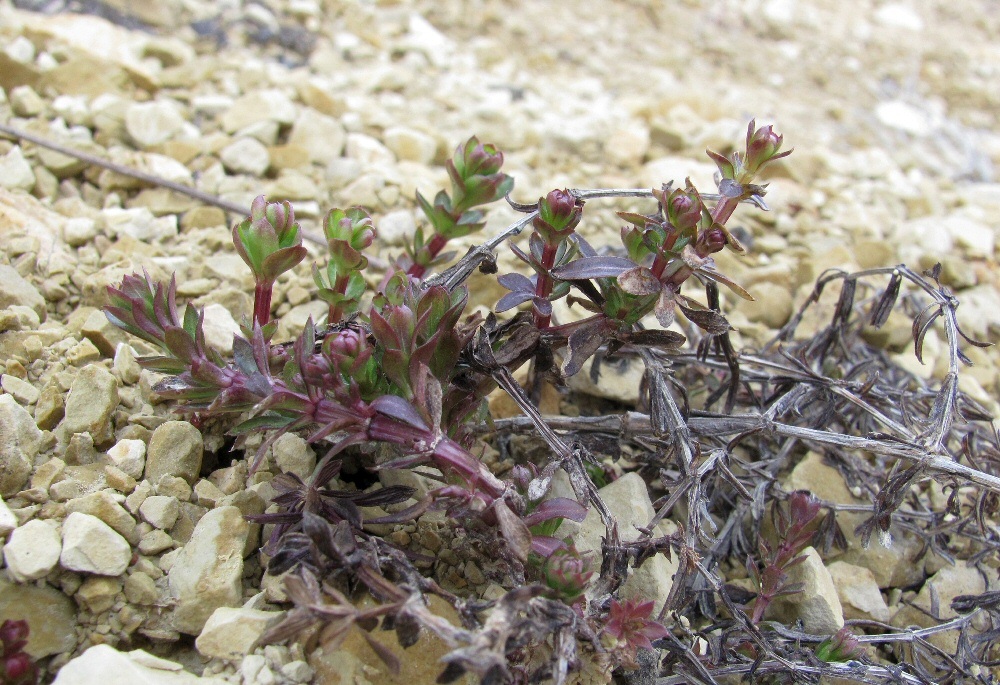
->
[103,120,1000,684]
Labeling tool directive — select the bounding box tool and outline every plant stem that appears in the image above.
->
[533,243,558,328]
[408,232,451,279]
[254,280,274,327]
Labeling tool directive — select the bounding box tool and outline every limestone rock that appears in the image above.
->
[200,304,241,356]
[2,374,40,405]
[892,563,993,653]
[288,109,346,164]
[107,438,146,480]
[140,495,180,530]
[3,519,62,582]
[0,577,77,658]
[0,394,43,496]
[219,137,271,176]
[0,497,16,537]
[0,265,45,321]
[101,206,178,242]
[194,607,283,660]
[575,472,677,614]
[62,364,119,444]
[383,126,437,164]
[60,511,132,576]
[124,100,187,148]
[53,644,229,684]
[738,281,794,329]
[145,420,203,485]
[220,89,297,133]
[567,355,645,404]
[271,433,316,480]
[0,146,36,192]
[769,547,845,635]
[168,506,249,634]
[827,561,890,622]
[65,490,138,544]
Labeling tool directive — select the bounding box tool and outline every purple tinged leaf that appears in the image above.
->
[371,395,429,430]
[522,497,588,527]
[530,535,567,558]
[531,297,552,317]
[495,291,534,313]
[551,256,635,281]
[562,318,613,376]
[497,272,534,293]
[617,266,662,296]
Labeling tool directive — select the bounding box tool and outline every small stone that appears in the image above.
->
[769,547,844,634]
[62,364,119,444]
[219,137,271,176]
[874,3,924,31]
[65,490,138,544]
[81,308,129,358]
[201,304,240,355]
[101,206,178,242]
[345,132,395,165]
[376,209,416,247]
[113,344,142,385]
[145,420,204,485]
[104,465,137,494]
[0,265,46,321]
[280,661,314,684]
[876,101,931,136]
[383,126,436,164]
[738,281,794,329]
[3,519,62,581]
[124,100,187,148]
[65,338,103,366]
[156,474,193,501]
[63,217,99,247]
[0,394,43,496]
[60,511,132,576]
[76,576,121,613]
[220,89,297,133]
[180,206,227,231]
[140,495,180,530]
[9,85,44,117]
[0,497,16,537]
[943,215,995,258]
[605,120,651,167]
[168,506,249,634]
[195,607,283,660]
[567,355,645,404]
[123,571,158,605]
[107,439,146,479]
[193,479,225,508]
[53,644,229,684]
[287,109,346,164]
[271,433,315,480]
[0,146,36,192]
[828,561,891,622]
[138,528,174,555]
[2,375,40,404]
[0,576,76,657]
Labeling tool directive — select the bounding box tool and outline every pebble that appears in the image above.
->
[0,265,46,321]
[288,109,346,164]
[75,575,121,613]
[0,146,36,192]
[60,511,132,576]
[0,393,44,496]
[195,607,284,660]
[220,137,271,176]
[827,561,891,622]
[271,433,315,480]
[107,438,147,479]
[53,644,229,684]
[9,85,44,117]
[200,304,241,355]
[220,90,297,133]
[61,364,119,444]
[167,505,249,634]
[0,497,16,537]
[2,374,40,404]
[124,100,187,148]
[383,126,437,164]
[140,495,180,530]
[145,420,204,485]
[65,490,138,544]
[3,519,62,581]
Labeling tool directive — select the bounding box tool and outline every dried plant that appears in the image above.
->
[103,122,1000,684]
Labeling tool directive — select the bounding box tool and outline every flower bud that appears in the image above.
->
[232,196,307,283]
[328,328,363,359]
[695,227,727,256]
[456,137,504,179]
[745,120,791,175]
[533,189,583,242]
[0,620,29,651]
[3,652,37,685]
[665,188,702,233]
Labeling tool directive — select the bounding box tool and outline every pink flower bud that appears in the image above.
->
[745,120,791,174]
[695,227,727,256]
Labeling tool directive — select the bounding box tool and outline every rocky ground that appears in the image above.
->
[0,0,998,683]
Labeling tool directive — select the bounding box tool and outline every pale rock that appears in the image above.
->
[145,420,203,485]
[140,495,180,530]
[785,452,924,588]
[102,206,178,242]
[192,95,234,116]
[0,146,36,192]
[876,101,931,136]
[3,519,62,581]
[288,109,346,164]
[65,490,138,544]
[81,308,129,357]
[874,3,924,31]
[0,265,46,320]
[156,474,193,501]
[168,506,249,634]
[60,511,132,576]
[4,36,35,64]
[62,364,119,443]
[271,433,315,480]
[53,644,229,684]
[193,478,225,508]
[739,281,794,329]
[0,498,16,537]
[641,156,718,194]
[828,561,891,622]
[124,571,158,605]
[0,393,43,496]
[345,133,395,165]
[200,304,241,356]
[769,547,844,634]
[2,374,40,404]
[0,577,77,657]
[892,563,992,653]
[195,607,283,660]
[605,120,651,167]
[281,661,314,684]
[125,100,187,148]
[220,137,271,176]
[383,126,437,164]
[575,472,677,613]
[325,157,363,188]
[403,13,455,67]
[220,90,297,133]
[63,217,99,247]
[265,169,318,200]
[108,438,146,479]
[568,354,645,404]
[942,214,995,258]
[9,85,44,117]
[952,284,1000,340]
[52,94,91,126]
[376,209,416,246]
[138,529,174,555]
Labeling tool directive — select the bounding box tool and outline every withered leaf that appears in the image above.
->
[617,266,661,296]
[494,499,532,562]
